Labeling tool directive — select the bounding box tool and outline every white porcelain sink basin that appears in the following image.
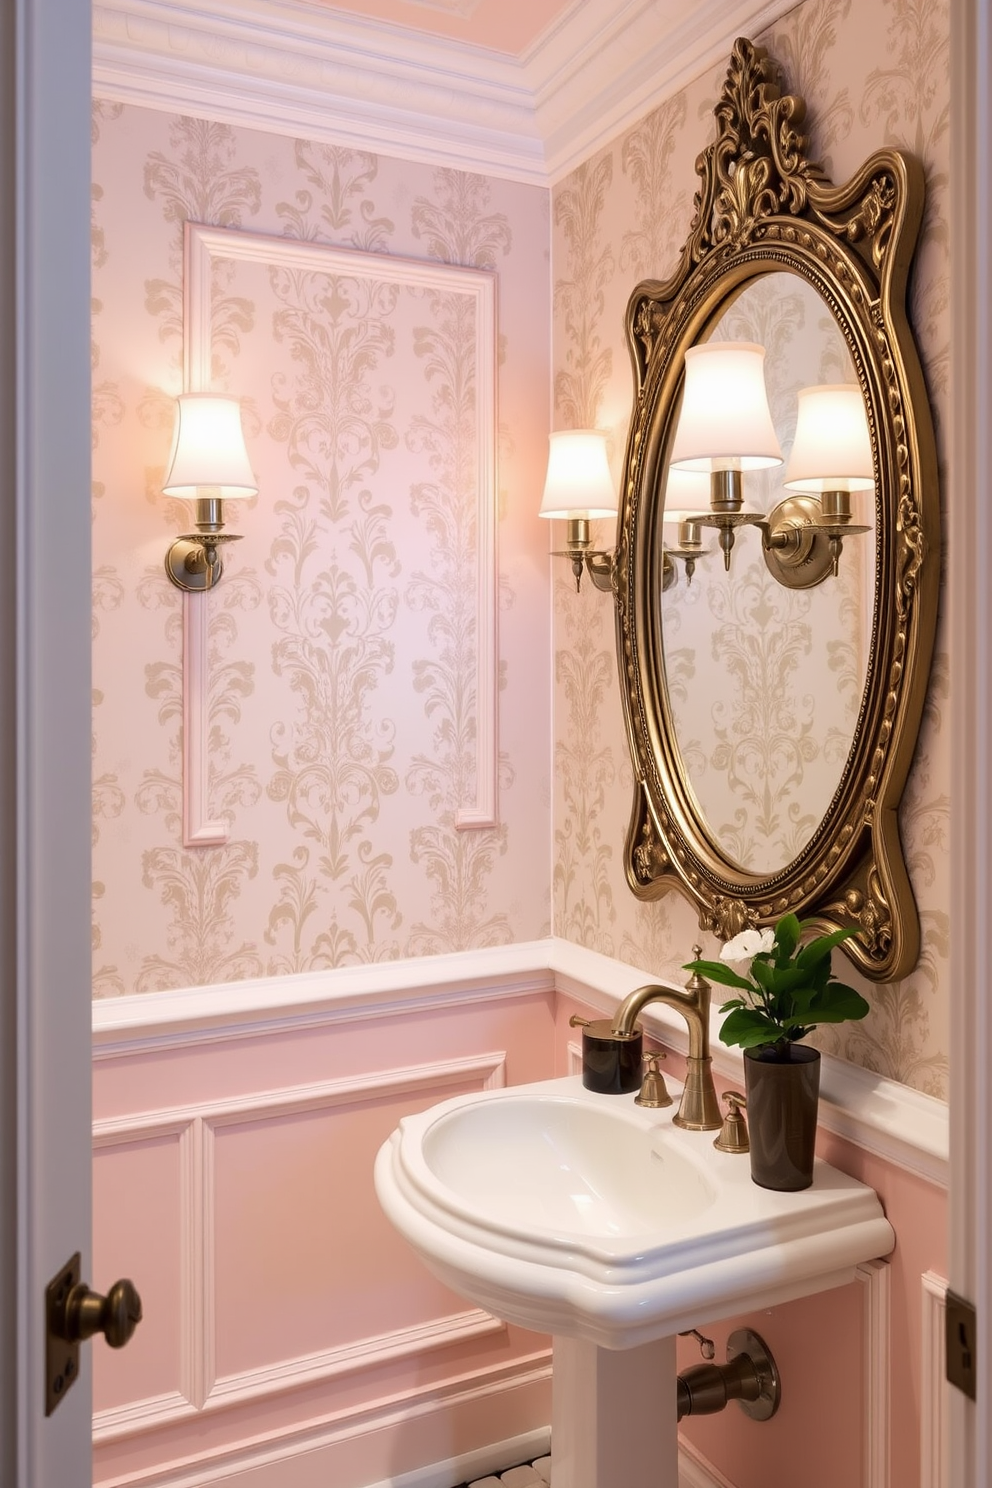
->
[375,1075,895,1350]
[421,1093,717,1237]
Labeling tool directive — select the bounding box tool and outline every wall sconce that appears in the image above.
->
[772,383,874,584]
[162,394,258,592]
[539,429,618,592]
[669,342,782,570]
[662,469,715,590]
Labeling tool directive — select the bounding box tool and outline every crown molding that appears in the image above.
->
[527,0,800,183]
[92,0,545,182]
[93,0,797,186]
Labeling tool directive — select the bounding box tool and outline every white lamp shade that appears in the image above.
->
[162,394,258,500]
[670,342,782,473]
[662,467,713,517]
[784,384,874,493]
[538,430,618,519]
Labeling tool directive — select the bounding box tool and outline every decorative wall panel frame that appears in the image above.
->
[180,222,500,847]
[92,1051,508,1442]
[616,39,940,980]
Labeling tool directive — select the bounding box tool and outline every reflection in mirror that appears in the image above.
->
[660,273,876,877]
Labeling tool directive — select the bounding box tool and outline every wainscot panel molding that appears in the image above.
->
[95,1360,553,1488]
[922,1272,949,1488]
[92,0,798,185]
[94,937,950,1181]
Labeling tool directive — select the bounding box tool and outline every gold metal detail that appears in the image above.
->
[615,37,939,982]
[611,951,722,1130]
[46,1253,142,1414]
[635,1050,673,1108]
[553,517,615,593]
[714,1091,749,1153]
[165,496,243,592]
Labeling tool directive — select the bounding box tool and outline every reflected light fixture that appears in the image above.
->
[662,469,715,589]
[539,429,618,592]
[779,383,874,580]
[162,394,258,592]
[669,342,782,570]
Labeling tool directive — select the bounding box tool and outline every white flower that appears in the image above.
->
[720,927,776,963]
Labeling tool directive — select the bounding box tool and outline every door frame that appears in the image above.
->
[950,0,992,1480]
[1,0,93,1482]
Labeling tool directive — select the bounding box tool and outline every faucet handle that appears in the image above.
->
[713,1091,749,1153]
[635,1050,673,1109]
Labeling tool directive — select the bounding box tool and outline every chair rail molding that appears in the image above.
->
[93,937,949,1186]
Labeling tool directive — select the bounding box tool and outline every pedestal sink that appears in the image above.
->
[375,1076,894,1487]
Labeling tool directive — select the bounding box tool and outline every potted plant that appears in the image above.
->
[684,914,870,1190]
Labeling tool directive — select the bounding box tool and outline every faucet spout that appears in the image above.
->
[611,949,722,1131]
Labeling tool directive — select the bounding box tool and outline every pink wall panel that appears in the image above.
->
[93,988,555,1486]
[92,1133,186,1414]
[210,1081,497,1376]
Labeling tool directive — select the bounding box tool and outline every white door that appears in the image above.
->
[3,0,97,1482]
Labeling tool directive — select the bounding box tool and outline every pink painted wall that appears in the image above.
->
[92,986,557,1486]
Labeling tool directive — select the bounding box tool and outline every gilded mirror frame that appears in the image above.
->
[616,38,939,981]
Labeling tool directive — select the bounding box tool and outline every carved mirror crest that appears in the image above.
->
[616,38,939,981]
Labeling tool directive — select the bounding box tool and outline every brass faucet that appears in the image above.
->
[611,948,722,1131]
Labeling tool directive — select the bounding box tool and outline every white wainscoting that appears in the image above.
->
[92,939,949,1488]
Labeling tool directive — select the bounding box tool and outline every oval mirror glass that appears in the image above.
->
[660,273,876,876]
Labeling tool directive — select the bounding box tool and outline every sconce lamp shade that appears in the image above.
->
[539,430,618,519]
[784,384,875,493]
[162,394,258,501]
[663,467,713,515]
[670,342,782,473]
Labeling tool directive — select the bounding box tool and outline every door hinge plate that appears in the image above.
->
[45,1253,81,1416]
[945,1288,978,1401]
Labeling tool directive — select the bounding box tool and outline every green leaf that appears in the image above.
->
[718,996,748,1014]
[682,959,755,992]
[796,926,857,971]
[773,913,802,961]
[750,959,808,997]
[808,983,871,1023]
[719,1007,783,1048]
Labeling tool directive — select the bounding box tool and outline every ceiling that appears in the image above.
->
[287,0,578,56]
[92,0,795,184]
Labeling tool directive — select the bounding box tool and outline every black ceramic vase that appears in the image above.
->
[743,1044,821,1191]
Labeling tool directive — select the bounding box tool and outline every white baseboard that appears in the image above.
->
[96,1359,552,1488]
[677,1441,737,1488]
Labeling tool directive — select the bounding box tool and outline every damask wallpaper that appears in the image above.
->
[550,0,951,1095]
[91,109,552,993]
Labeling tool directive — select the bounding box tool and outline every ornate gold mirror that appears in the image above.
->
[616,38,939,981]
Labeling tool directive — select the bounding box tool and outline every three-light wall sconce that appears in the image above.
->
[543,346,873,597]
[162,393,257,592]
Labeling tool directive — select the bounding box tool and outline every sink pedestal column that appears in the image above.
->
[551,1335,678,1488]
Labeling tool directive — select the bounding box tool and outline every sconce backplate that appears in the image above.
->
[165,533,241,593]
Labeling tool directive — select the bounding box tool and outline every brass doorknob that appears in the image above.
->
[60,1277,142,1349]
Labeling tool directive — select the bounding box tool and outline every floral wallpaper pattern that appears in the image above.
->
[551,0,950,1095]
[91,112,552,993]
